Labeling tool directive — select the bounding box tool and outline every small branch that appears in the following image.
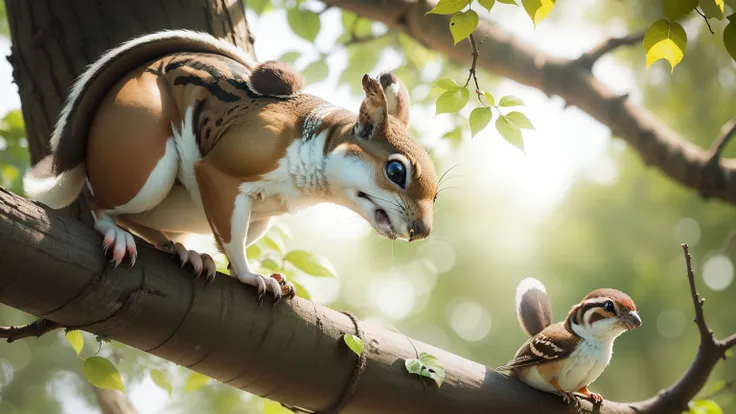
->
[0,318,62,342]
[707,118,736,163]
[682,244,714,345]
[574,31,645,70]
[464,34,482,102]
[725,333,736,349]
[695,9,715,35]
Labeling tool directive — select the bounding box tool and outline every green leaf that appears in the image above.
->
[82,357,125,393]
[286,7,321,42]
[247,0,272,15]
[184,372,211,392]
[259,257,282,274]
[342,333,363,356]
[469,107,493,137]
[496,115,524,152]
[699,0,725,19]
[521,0,556,27]
[278,51,300,66]
[479,0,496,12]
[433,78,463,91]
[663,0,698,20]
[290,279,311,300]
[498,0,518,3]
[261,234,285,254]
[149,369,172,396]
[436,87,470,115]
[449,10,479,45]
[644,19,687,72]
[505,111,536,130]
[342,11,373,37]
[65,330,84,356]
[246,244,261,261]
[688,400,723,414]
[302,60,329,84]
[483,91,495,106]
[498,95,525,107]
[404,352,446,387]
[426,0,472,15]
[272,222,293,240]
[724,16,736,63]
[284,250,337,277]
[443,128,464,150]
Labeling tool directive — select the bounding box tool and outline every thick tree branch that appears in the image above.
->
[0,188,733,414]
[708,118,736,163]
[322,0,736,207]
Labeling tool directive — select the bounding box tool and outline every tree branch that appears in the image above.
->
[707,118,736,163]
[574,31,645,69]
[1,186,734,413]
[321,0,736,207]
[0,318,61,342]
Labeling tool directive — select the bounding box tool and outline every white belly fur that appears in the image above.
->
[521,340,612,393]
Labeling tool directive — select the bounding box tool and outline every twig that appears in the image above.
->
[0,318,62,343]
[464,34,482,102]
[574,31,645,69]
[682,244,714,345]
[707,118,736,164]
[699,379,736,400]
[695,9,715,35]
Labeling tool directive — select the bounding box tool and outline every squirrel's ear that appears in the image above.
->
[355,74,388,139]
[378,72,410,126]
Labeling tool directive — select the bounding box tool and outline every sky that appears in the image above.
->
[0,2,646,412]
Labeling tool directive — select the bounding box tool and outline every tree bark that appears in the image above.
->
[0,186,642,414]
[322,0,736,208]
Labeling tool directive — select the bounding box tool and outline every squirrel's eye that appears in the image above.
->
[603,300,615,313]
[385,160,407,188]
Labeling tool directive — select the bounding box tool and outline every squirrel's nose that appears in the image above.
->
[409,219,431,241]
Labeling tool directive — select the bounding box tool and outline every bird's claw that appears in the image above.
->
[561,392,579,407]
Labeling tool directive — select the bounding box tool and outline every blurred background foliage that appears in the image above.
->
[0,0,734,413]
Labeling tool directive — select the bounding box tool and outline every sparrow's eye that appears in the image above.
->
[603,300,615,313]
[385,160,407,188]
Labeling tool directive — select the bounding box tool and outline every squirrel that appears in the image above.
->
[497,278,642,406]
[23,30,438,303]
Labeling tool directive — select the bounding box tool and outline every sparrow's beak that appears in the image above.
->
[621,310,642,330]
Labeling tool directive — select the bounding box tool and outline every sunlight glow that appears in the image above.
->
[656,309,687,339]
[702,255,734,291]
[673,217,701,246]
[446,299,492,342]
[369,275,415,321]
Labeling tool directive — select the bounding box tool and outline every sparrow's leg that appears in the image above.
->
[551,378,580,408]
[576,386,603,404]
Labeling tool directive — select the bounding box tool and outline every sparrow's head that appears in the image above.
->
[567,288,641,343]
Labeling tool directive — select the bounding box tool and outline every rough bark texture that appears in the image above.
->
[0,187,639,414]
[322,0,736,207]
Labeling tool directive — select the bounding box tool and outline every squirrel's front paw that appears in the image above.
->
[157,241,216,283]
[234,271,294,304]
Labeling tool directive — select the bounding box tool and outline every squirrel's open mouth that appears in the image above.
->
[358,191,396,239]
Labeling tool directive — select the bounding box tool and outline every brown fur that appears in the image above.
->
[379,72,410,126]
[518,287,553,337]
[250,60,304,96]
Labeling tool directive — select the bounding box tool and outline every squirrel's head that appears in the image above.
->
[326,72,437,242]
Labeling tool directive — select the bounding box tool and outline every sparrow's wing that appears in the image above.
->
[496,323,579,371]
